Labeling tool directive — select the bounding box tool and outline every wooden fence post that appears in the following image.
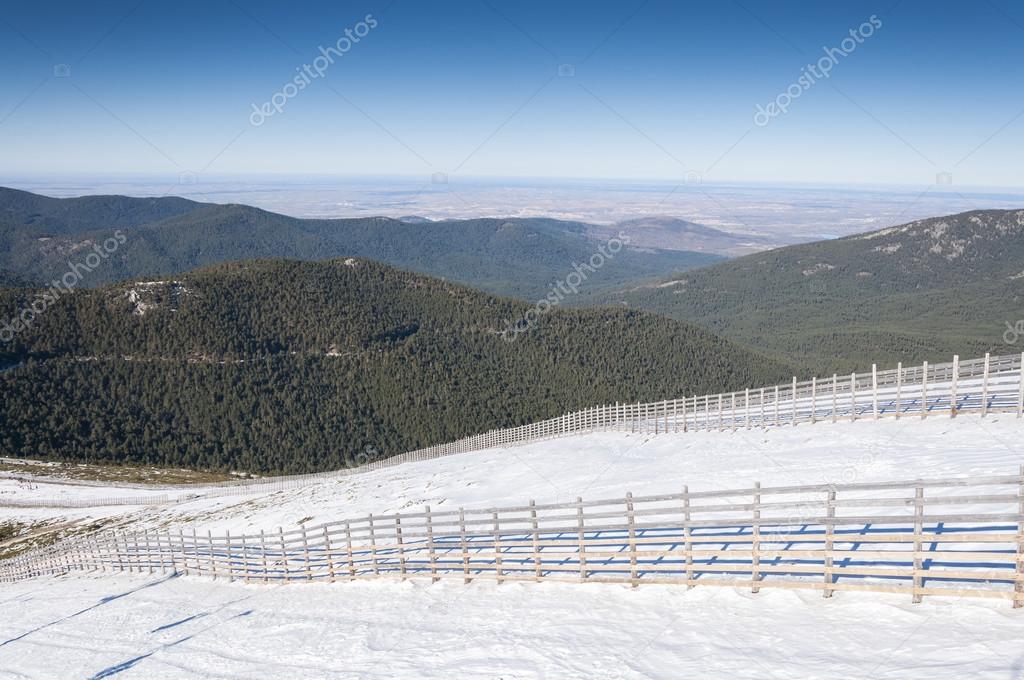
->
[872,364,879,420]
[225,530,234,582]
[91,535,100,573]
[119,533,129,574]
[745,389,750,429]
[126,533,136,573]
[208,530,217,580]
[241,532,250,584]
[576,497,587,582]
[459,508,471,584]
[981,353,991,417]
[895,362,903,419]
[759,388,765,427]
[492,511,503,584]
[367,514,379,577]
[1018,352,1024,418]
[345,521,356,580]
[135,531,144,574]
[167,531,179,576]
[791,377,797,426]
[774,385,780,426]
[144,530,154,574]
[831,374,838,423]
[625,492,638,587]
[730,392,736,431]
[718,394,724,431]
[58,538,69,575]
[259,529,268,583]
[191,528,199,576]
[752,482,761,593]
[157,531,167,574]
[300,524,312,582]
[683,485,693,588]
[921,361,929,419]
[1015,465,1023,609]
[77,536,88,574]
[824,489,836,598]
[180,529,188,576]
[850,372,858,421]
[279,527,289,583]
[395,516,407,581]
[912,486,924,604]
[530,500,541,580]
[810,377,817,424]
[950,355,960,418]
[425,506,438,583]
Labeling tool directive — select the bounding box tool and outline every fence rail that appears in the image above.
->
[4,470,1023,607]
[3,352,1023,508]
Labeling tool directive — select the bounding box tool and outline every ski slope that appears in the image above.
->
[1,414,1023,678]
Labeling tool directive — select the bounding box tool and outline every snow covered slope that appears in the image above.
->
[2,414,1023,679]
[3,414,1021,532]
[3,573,1024,679]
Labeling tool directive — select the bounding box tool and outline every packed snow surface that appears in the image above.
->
[2,414,1023,678]
[3,573,1024,679]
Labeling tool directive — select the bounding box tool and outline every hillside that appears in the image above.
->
[0,267,29,287]
[0,186,200,235]
[0,188,720,300]
[595,215,781,256]
[593,209,1024,371]
[0,258,790,473]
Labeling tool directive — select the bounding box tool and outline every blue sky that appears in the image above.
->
[1,0,1023,187]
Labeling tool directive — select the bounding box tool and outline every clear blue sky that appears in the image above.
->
[1,0,1022,187]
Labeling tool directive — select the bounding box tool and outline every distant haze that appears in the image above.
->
[4,176,1023,243]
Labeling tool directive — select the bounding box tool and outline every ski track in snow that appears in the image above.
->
[1,414,1024,678]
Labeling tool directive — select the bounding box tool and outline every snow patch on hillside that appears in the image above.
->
[124,281,193,316]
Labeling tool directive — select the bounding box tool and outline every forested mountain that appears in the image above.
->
[0,187,720,300]
[596,216,781,256]
[592,210,1024,371]
[0,268,29,288]
[0,258,791,473]
[0,187,199,235]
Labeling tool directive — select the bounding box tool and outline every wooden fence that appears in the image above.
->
[4,352,1022,510]
[163,350,1024,484]
[4,469,1024,608]
[335,352,1024,475]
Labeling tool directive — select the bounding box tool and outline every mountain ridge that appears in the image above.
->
[593,208,1024,370]
[0,188,721,300]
